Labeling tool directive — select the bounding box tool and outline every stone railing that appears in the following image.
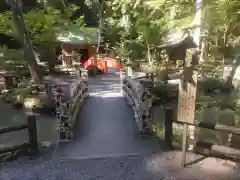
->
[121,70,154,135]
[49,78,88,141]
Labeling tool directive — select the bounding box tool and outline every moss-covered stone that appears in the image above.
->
[24,96,44,109]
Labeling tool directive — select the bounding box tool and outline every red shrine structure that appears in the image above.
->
[57,27,122,73]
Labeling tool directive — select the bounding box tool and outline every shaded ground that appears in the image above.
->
[0,73,82,148]
[0,102,57,147]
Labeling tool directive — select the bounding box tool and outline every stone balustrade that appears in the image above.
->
[121,70,154,135]
[50,78,88,141]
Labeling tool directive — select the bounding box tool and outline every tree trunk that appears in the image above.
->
[222,25,230,66]
[147,44,152,65]
[28,61,42,83]
[127,57,133,77]
[225,60,240,88]
[199,38,208,76]
[96,2,104,58]
[97,10,103,55]
[199,38,208,63]
[46,48,56,73]
[8,0,42,84]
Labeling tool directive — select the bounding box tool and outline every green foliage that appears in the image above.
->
[0,46,27,74]
[86,0,240,75]
[1,0,239,77]
[23,5,85,49]
[87,65,103,76]
[23,7,61,48]
[0,2,85,49]
[0,1,86,76]
[14,87,33,102]
[85,0,103,11]
[0,11,13,35]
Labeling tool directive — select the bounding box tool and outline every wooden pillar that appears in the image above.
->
[104,60,108,73]
[65,56,72,66]
[164,108,173,149]
[178,60,198,167]
[27,109,39,157]
[45,83,55,108]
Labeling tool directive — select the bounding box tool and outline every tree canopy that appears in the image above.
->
[83,0,239,71]
[0,0,239,81]
[0,0,86,83]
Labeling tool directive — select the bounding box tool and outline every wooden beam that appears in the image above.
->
[173,120,240,135]
[0,124,28,135]
[0,142,29,154]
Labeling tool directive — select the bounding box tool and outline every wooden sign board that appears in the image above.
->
[177,68,197,123]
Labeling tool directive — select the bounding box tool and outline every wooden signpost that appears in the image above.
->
[177,67,198,123]
[157,31,199,167]
[177,67,198,167]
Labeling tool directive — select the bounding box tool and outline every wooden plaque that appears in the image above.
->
[177,68,197,123]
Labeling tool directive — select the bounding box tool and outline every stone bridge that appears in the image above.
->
[56,73,159,159]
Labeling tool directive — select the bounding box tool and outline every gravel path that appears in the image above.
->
[1,74,239,180]
[1,151,239,180]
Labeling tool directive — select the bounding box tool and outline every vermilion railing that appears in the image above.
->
[83,56,123,73]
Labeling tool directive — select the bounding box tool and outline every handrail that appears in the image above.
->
[121,72,154,135]
[123,78,143,101]
[0,124,28,135]
[0,142,30,154]
[0,112,39,158]
[51,77,88,141]
[163,107,240,167]
[173,120,240,135]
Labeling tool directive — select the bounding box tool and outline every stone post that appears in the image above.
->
[139,78,154,135]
